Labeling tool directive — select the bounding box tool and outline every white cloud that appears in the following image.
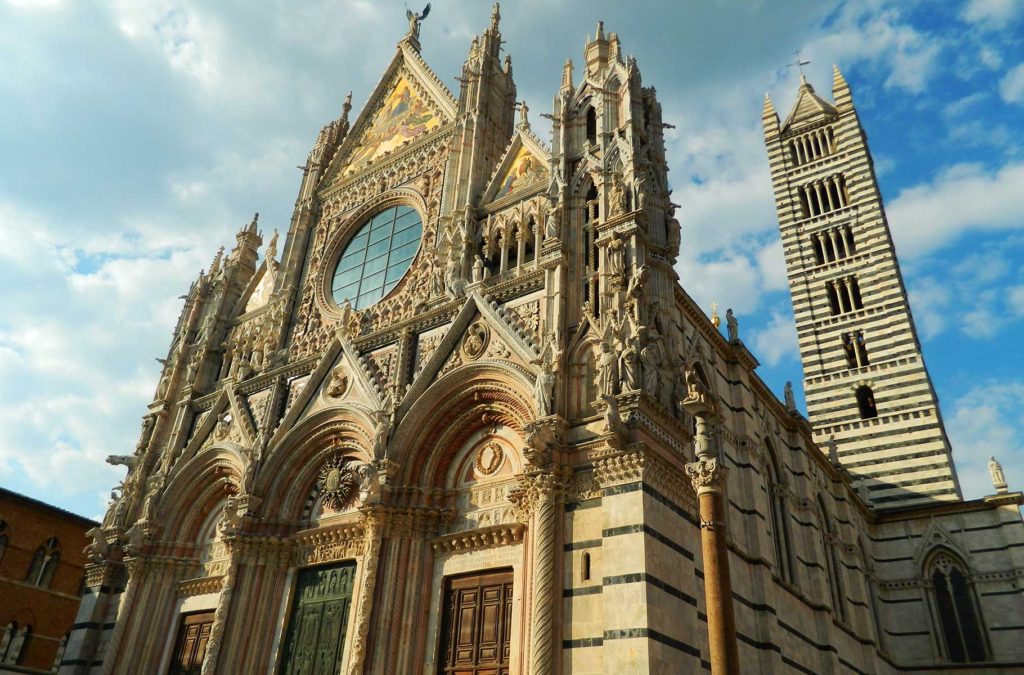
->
[1008,285,1024,316]
[750,311,799,367]
[947,381,1024,500]
[888,162,1024,257]
[999,63,1024,104]
[961,0,1023,26]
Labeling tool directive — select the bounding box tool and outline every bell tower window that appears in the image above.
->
[856,385,877,419]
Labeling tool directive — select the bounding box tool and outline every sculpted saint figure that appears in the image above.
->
[445,256,465,299]
[989,456,1007,492]
[618,338,639,392]
[597,341,618,396]
[784,381,796,411]
[607,231,625,277]
[640,332,663,394]
[544,207,560,240]
[534,360,555,417]
[726,308,739,342]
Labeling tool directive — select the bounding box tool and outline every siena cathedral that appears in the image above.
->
[63,8,1024,675]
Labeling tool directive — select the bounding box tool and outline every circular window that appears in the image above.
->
[331,205,423,310]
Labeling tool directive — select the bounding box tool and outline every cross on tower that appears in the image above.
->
[788,49,810,75]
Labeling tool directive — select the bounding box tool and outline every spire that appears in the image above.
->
[246,211,260,235]
[832,64,853,110]
[561,59,574,92]
[781,73,837,132]
[596,20,605,41]
[209,247,224,276]
[762,93,779,131]
[490,2,500,31]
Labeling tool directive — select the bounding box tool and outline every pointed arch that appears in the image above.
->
[159,446,245,546]
[817,495,847,623]
[390,361,535,488]
[764,439,794,583]
[923,547,987,663]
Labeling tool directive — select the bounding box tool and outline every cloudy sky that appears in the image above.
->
[1,0,1022,518]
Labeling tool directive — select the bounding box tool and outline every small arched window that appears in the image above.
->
[0,622,30,665]
[928,551,987,663]
[585,104,597,145]
[765,440,793,583]
[856,385,877,420]
[581,552,591,581]
[26,537,60,588]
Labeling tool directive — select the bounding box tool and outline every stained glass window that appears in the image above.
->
[331,206,422,310]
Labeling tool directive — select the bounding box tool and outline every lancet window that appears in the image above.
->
[817,496,847,623]
[825,276,864,316]
[788,125,836,166]
[25,536,60,588]
[927,551,987,663]
[842,330,869,369]
[765,440,794,583]
[811,224,856,265]
[0,622,30,665]
[798,173,850,218]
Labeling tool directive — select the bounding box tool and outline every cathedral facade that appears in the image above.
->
[63,8,1024,674]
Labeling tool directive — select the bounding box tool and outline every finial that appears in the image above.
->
[788,49,811,77]
[246,211,259,234]
[504,53,513,75]
[210,246,225,275]
[596,20,605,41]
[517,100,529,129]
[561,59,574,91]
[341,91,353,122]
[763,92,775,115]
[710,301,720,328]
[266,229,279,262]
[490,2,500,29]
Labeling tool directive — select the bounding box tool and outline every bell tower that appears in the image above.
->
[763,67,961,508]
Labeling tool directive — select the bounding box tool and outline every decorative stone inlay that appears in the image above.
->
[293,523,366,566]
[316,454,359,512]
[432,523,525,554]
[462,321,490,360]
[474,442,504,476]
[178,575,224,597]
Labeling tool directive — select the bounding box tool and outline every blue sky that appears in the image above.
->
[1,0,1022,518]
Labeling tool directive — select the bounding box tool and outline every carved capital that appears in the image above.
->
[507,470,569,522]
[685,458,728,494]
[522,416,566,469]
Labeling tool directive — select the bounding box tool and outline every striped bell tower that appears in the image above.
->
[762,67,961,508]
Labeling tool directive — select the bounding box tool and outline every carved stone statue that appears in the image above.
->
[726,308,739,342]
[784,381,796,412]
[140,472,166,522]
[544,207,560,240]
[444,256,465,299]
[84,527,109,563]
[666,215,681,255]
[326,364,349,399]
[370,408,391,459]
[607,231,625,278]
[640,332,663,394]
[618,338,639,392]
[473,254,485,282]
[405,2,431,40]
[106,454,138,469]
[625,265,648,306]
[217,497,241,536]
[601,394,625,438]
[356,462,381,505]
[124,522,146,556]
[597,341,618,397]
[826,435,840,465]
[989,456,1008,493]
[534,360,555,417]
[609,173,627,216]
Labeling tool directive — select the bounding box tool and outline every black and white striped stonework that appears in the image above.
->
[763,68,960,509]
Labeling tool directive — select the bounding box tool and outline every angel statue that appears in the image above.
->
[406,3,431,40]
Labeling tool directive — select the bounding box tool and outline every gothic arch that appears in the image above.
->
[922,546,988,663]
[160,445,245,545]
[391,362,534,487]
[258,408,375,523]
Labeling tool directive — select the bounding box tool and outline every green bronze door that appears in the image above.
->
[280,561,356,675]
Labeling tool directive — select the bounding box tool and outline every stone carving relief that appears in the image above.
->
[317,454,359,512]
[474,442,505,477]
[462,321,490,360]
[325,364,350,399]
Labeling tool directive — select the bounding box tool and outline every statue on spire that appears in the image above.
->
[405,3,431,40]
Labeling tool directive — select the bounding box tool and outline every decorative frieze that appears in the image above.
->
[432,523,525,554]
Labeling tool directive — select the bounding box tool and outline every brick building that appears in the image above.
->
[0,488,95,672]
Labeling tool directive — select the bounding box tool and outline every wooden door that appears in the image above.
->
[168,611,214,675]
[439,569,514,675]
[279,561,356,675]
